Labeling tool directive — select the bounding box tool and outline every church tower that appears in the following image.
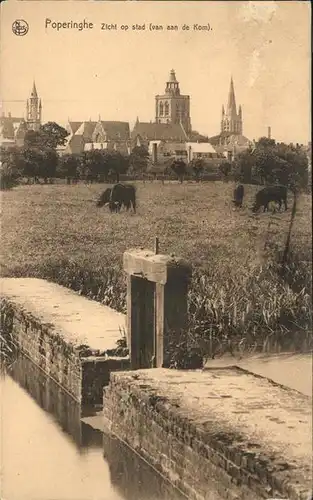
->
[155,70,191,133]
[221,77,243,135]
[26,81,42,131]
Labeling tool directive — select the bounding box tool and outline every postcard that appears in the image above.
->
[0,2,311,500]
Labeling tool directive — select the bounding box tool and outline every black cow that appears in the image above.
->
[96,187,121,212]
[232,184,244,208]
[109,183,136,213]
[96,188,112,207]
[252,185,288,213]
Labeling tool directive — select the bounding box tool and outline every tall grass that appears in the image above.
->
[1,182,312,358]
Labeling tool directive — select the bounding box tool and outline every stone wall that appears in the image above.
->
[104,376,257,500]
[0,281,130,406]
[103,369,312,500]
[82,356,130,407]
[1,298,83,401]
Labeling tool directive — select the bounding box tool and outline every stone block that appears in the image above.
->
[123,249,192,369]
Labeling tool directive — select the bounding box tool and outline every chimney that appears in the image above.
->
[268,126,271,139]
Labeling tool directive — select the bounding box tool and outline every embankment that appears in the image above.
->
[0,277,129,406]
[103,367,312,500]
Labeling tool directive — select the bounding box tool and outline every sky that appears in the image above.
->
[0,0,311,144]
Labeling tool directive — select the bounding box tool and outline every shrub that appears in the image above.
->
[0,163,20,190]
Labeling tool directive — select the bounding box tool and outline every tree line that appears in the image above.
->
[0,122,309,191]
[0,123,149,187]
[233,137,309,191]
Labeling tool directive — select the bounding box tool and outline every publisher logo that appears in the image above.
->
[12,20,29,36]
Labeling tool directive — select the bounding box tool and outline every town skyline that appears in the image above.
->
[1,1,310,144]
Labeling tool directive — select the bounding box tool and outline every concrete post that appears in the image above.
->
[123,249,192,370]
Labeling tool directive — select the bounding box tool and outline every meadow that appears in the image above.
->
[1,180,312,361]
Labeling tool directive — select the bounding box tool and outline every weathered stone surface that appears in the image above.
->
[123,249,192,285]
[1,278,129,405]
[103,367,312,500]
[1,277,126,351]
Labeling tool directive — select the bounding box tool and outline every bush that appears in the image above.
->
[0,163,20,190]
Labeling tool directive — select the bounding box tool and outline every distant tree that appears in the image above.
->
[24,122,69,150]
[219,161,231,180]
[107,151,130,183]
[79,150,130,183]
[171,159,187,183]
[234,137,309,190]
[189,158,204,182]
[82,150,110,183]
[275,141,308,190]
[40,149,58,182]
[57,154,80,183]
[40,122,69,149]
[232,147,255,184]
[129,145,149,174]
[23,130,42,149]
[257,137,276,149]
[21,122,68,183]
[0,147,23,174]
[19,147,43,180]
[0,161,21,190]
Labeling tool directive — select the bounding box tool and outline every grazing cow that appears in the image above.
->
[232,184,244,208]
[110,183,136,213]
[252,185,288,213]
[96,188,112,207]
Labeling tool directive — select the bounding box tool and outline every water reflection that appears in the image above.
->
[103,431,187,500]
[1,353,187,500]
[7,352,84,447]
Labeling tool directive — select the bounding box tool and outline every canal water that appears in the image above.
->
[0,353,186,500]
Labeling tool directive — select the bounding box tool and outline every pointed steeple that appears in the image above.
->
[227,76,237,117]
[220,76,243,135]
[31,81,38,98]
[26,81,41,131]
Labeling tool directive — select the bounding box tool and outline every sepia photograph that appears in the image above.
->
[0,1,312,499]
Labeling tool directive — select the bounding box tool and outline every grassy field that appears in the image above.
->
[1,181,312,360]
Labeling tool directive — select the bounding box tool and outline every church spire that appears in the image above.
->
[31,81,38,98]
[26,81,41,131]
[220,76,243,135]
[227,76,237,117]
